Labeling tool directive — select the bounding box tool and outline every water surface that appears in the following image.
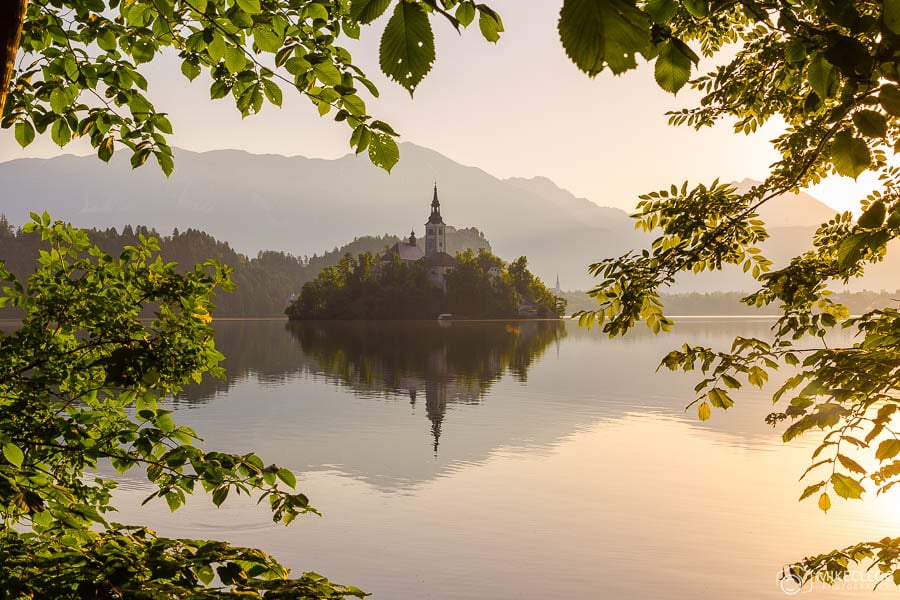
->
[110,319,899,599]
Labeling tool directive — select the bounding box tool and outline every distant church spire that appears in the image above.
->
[425,183,446,256]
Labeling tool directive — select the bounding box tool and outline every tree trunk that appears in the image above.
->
[0,0,28,115]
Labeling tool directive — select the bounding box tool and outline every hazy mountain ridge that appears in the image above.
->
[2,144,897,291]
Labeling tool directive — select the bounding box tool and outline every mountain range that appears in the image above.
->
[1,143,896,292]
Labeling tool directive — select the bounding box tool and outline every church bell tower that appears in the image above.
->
[425,183,446,257]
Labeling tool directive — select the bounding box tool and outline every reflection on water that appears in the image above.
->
[106,318,900,599]
[287,320,565,453]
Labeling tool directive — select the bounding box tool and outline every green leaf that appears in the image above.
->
[131,40,155,64]
[155,150,174,176]
[210,80,229,99]
[831,472,864,499]
[97,136,115,162]
[644,0,676,23]
[830,130,870,179]
[253,27,282,53]
[181,59,201,81]
[3,442,24,467]
[350,0,391,23]
[313,62,342,86]
[97,29,117,51]
[262,79,283,107]
[307,2,329,21]
[478,8,504,43]
[50,88,68,114]
[368,132,399,172]
[224,47,246,74]
[14,121,35,148]
[859,200,886,228]
[208,35,226,62]
[808,54,836,100]
[212,485,229,507]
[784,40,806,63]
[879,85,900,117]
[682,0,708,19]
[456,3,476,27]
[654,39,692,94]
[235,0,261,15]
[558,0,652,76]
[197,564,215,586]
[276,468,296,488]
[379,1,435,95]
[852,110,887,138]
[876,439,900,461]
[51,118,71,147]
[837,231,870,269]
[342,18,361,39]
[342,94,366,116]
[156,412,176,432]
[165,491,181,511]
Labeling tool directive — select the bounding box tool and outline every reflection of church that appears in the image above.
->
[400,344,488,455]
[380,185,459,291]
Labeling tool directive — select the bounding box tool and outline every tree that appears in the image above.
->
[7,0,900,592]
[561,0,900,589]
[0,214,365,597]
[0,0,503,173]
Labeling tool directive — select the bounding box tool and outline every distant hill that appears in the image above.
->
[0,144,640,289]
[2,145,897,291]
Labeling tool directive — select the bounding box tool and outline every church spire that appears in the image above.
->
[425,183,446,256]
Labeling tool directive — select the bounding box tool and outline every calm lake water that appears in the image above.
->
[108,318,899,599]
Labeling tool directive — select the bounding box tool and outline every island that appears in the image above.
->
[285,186,566,320]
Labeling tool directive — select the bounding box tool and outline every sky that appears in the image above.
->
[0,0,876,214]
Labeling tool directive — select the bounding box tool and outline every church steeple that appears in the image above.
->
[428,183,443,224]
[425,183,446,257]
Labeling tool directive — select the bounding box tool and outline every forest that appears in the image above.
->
[287,249,566,320]
[0,216,491,318]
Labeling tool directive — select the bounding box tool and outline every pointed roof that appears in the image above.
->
[427,183,444,225]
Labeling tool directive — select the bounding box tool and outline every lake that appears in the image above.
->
[108,318,898,599]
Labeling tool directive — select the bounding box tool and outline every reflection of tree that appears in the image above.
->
[287,320,566,453]
[175,321,312,405]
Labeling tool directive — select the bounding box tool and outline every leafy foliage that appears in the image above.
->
[0,215,364,598]
[566,0,900,589]
[1,0,504,174]
[287,248,564,319]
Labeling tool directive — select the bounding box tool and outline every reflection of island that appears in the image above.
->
[287,320,565,454]
[163,318,796,492]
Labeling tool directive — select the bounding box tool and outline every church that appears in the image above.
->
[380,184,458,291]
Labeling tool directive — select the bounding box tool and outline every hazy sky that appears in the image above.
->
[0,1,875,213]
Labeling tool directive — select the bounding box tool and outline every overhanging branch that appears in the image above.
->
[0,0,28,115]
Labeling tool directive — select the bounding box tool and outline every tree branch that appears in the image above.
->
[0,0,28,115]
